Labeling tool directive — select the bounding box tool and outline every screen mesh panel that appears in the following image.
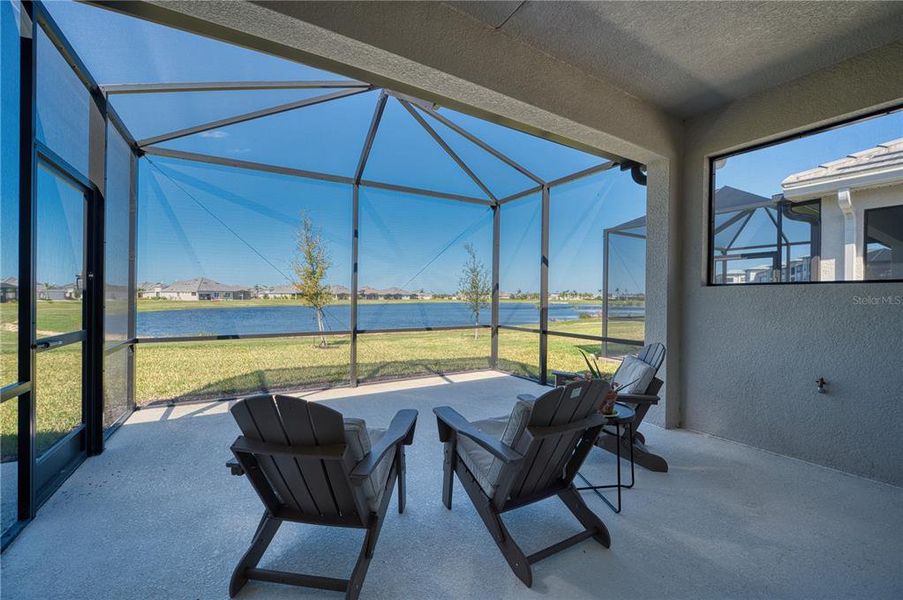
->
[137,157,352,336]
[549,168,645,335]
[357,187,492,330]
[499,194,541,328]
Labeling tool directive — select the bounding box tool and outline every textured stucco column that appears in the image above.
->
[644,158,681,428]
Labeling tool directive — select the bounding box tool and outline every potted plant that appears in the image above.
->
[579,350,620,417]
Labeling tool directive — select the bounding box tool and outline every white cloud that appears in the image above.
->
[199,130,229,139]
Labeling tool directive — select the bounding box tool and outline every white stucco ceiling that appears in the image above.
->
[446,1,903,117]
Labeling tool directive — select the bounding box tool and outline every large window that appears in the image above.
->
[710,108,903,284]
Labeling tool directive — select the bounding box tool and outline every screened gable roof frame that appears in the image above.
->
[117,83,633,207]
[39,1,640,208]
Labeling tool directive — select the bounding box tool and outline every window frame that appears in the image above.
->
[706,103,903,286]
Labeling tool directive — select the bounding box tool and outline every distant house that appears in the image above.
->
[36,282,79,300]
[0,277,17,302]
[329,285,351,300]
[158,278,251,301]
[357,286,416,300]
[380,287,413,300]
[258,284,299,299]
[255,283,349,300]
[137,282,167,299]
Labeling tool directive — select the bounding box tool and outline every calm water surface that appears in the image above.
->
[137,302,644,337]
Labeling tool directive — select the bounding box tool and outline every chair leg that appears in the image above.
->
[559,486,611,548]
[442,440,456,510]
[478,502,532,587]
[456,463,532,587]
[597,433,669,473]
[396,446,406,514]
[229,512,282,597]
[347,517,383,600]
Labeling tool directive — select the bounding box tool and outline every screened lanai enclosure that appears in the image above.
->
[0,1,647,544]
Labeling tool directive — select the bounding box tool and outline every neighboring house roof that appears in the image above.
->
[782,138,903,200]
[269,284,299,295]
[358,286,415,296]
[713,185,773,213]
[163,277,248,293]
[380,287,414,295]
[138,281,166,290]
[36,283,73,292]
[867,247,891,262]
[0,277,17,289]
[328,285,351,295]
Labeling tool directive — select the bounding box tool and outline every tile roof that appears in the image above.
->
[163,277,248,293]
[782,138,903,188]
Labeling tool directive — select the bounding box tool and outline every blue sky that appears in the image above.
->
[3,1,900,295]
[716,111,903,199]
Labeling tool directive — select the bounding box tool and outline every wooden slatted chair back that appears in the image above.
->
[637,342,666,373]
[500,379,608,505]
[230,394,368,523]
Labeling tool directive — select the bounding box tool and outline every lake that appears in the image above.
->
[137,302,644,337]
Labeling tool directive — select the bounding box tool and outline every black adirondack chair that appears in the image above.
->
[596,342,668,472]
[434,379,611,587]
[226,394,417,599]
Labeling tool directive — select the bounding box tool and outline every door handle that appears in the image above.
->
[35,340,63,350]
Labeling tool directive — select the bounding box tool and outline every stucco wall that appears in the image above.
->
[681,43,903,485]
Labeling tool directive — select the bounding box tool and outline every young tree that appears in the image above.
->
[292,212,332,347]
[458,242,491,339]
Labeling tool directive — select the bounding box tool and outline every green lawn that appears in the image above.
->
[132,317,643,404]
[1,298,643,457]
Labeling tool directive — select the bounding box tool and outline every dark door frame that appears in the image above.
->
[2,1,109,550]
[30,147,103,507]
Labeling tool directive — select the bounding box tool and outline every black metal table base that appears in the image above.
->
[575,422,635,513]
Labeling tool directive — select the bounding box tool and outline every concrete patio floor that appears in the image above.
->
[1,371,901,599]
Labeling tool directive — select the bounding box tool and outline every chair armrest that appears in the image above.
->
[226,458,244,476]
[350,409,418,480]
[516,393,536,402]
[433,406,523,464]
[616,393,659,405]
[528,413,605,439]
